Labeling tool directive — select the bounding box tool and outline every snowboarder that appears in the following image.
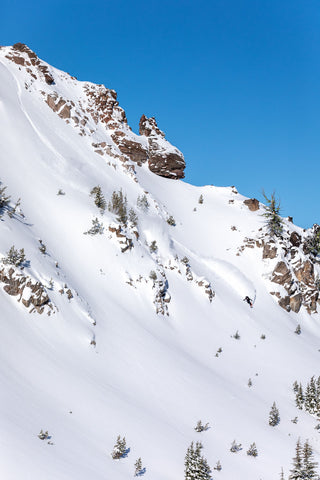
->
[243,296,253,308]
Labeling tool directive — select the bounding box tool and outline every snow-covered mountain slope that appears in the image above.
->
[0,44,320,480]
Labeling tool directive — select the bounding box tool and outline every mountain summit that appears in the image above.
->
[0,44,320,480]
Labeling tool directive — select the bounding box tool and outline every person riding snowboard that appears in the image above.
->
[244,296,253,308]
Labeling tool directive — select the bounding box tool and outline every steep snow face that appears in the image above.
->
[0,45,320,480]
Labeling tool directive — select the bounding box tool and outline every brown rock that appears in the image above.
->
[243,198,260,211]
[271,261,292,286]
[294,260,314,287]
[148,152,185,179]
[290,293,302,313]
[290,231,301,247]
[139,115,164,137]
[279,296,291,311]
[263,242,277,259]
[59,104,71,119]
[111,134,148,166]
[139,115,185,179]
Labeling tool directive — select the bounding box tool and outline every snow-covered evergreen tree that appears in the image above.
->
[111,435,127,459]
[247,442,258,457]
[262,191,283,237]
[230,440,242,453]
[289,438,303,480]
[302,440,318,479]
[90,185,106,213]
[84,218,104,235]
[296,383,304,410]
[134,457,143,476]
[184,442,211,480]
[2,245,26,267]
[108,190,128,224]
[269,402,280,426]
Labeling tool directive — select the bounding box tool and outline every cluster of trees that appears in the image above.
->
[111,436,145,476]
[0,183,21,219]
[304,224,320,257]
[184,441,211,480]
[288,439,318,480]
[294,377,320,416]
[2,245,26,267]
[90,186,141,229]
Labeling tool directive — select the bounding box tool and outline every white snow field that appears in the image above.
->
[0,45,320,480]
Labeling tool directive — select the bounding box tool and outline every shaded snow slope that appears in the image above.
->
[0,45,320,480]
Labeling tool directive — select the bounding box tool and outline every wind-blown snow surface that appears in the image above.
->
[0,48,320,480]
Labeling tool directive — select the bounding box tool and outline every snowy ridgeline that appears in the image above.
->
[0,44,320,480]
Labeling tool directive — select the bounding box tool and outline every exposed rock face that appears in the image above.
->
[270,252,318,314]
[0,267,53,314]
[7,43,54,84]
[271,261,292,286]
[139,115,185,179]
[111,132,148,166]
[262,241,277,259]
[243,198,259,211]
[290,293,302,313]
[294,260,314,287]
[290,231,302,247]
[5,44,186,179]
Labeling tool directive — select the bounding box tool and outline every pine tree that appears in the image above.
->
[289,438,303,480]
[134,457,143,476]
[149,240,158,253]
[184,442,211,480]
[302,439,318,479]
[214,460,222,471]
[269,402,280,426]
[108,190,128,225]
[247,442,258,457]
[296,383,304,410]
[280,467,285,479]
[304,224,320,257]
[0,185,10,209]
[194,420,209,432]
[90,186,106,212]
[128,208,138,227]
[316,376,320,418]
[293,381,299,393]
[84,218,104,235]
[198,194,204,204]
[111,435,127,459]
[137,194,149,211]
[2,245,26,267]
[262,190,283,237]
[230,440,242,452]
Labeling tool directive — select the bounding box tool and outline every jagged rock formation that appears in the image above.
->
[3,43,185,180]
[139,115,185,179]
[236,224,319,314]
[5,43,54,85]
[0,266,53,314]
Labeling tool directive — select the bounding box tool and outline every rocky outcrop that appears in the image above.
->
[5,44,186,180]
[139,115,185,179]
[6,43,54,84]
[270,256,318,314]
[111,132,148,166]
[290,293,303,313]
[290,231,302,247]
[262,241,277,259]
[0,267,53,314]
[243,198,259,211]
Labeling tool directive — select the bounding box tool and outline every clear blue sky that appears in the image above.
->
[2,0,319,228]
